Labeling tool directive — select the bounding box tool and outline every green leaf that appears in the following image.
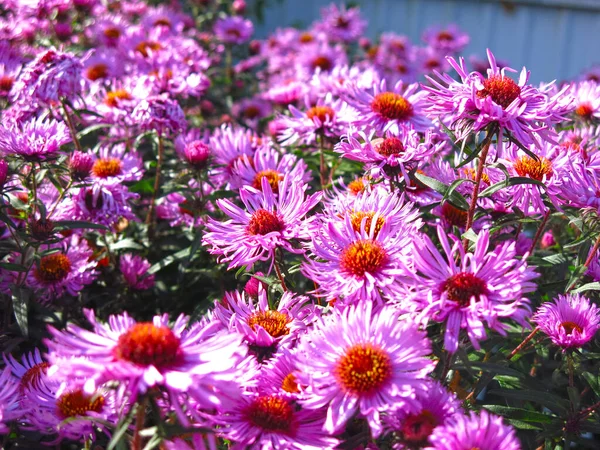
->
[54,220,109,231]
[582,372,600,398]
[0,263,28,272]
[482,405,554,423]
[414,172,470,210]
[130,179,155,194]
[11,287,30,337]
[77,123,112,139]
[147,247,192,275]
[488,389,570,414]
[111,239,145,251]
[572,282,600,294]
[453,362,526,378]
[480,176,547,198]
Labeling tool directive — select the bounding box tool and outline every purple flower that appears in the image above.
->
[120,254,155,290]
[203,175,321,270]
[0,368,20,435]
[424,49,572,153]
[131,94,187,134]
[409,226,537,353]
[570,80,600,121]
[182,140,211,170]
[68,151,94,181]
[0,117,71,161]
[213,16,254,45]
[421,24,470,54]
[244,271,266,298]
[3,348,50,393]
[90,143,144,184]
[0,159,7,187]
[428,410,520,450]
[297,302,434,436]
[345,79,431,134]
[533,293,600,349]
[314,3,367,43]
[46,310,245,404]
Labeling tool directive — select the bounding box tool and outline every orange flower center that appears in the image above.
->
[340,240,388,277]
[35,253,71,283]
[575,103,594,118]
[135,41,162,57]
[85,63,109,81]
[103,27,121,39]
[513,156,553,181]
[477,75,521,108]
[252,170,282,193]
[312,55,333,71]
[247,209,285,235]
[307,105,335,123]
[371,92,414,121]
[244,395,295,433]
[376,137,405,157]
[441,272,488,307]
[104,89,133,107]
[335,343,392,395]
[561,321,583,335]
[463,168,490,185]
[20,362,50,390]
[401,410,439,444]
[247,310,291,338]
[92,157,123,178]
[281,372,300,393]
[347,178,366,195]
[299,32,314,43]
[57,389,105,418]
[441,202,468,228]
[349,211,385,236]
[114,323,181,368]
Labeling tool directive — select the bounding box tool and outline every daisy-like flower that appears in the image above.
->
[23,235,98,303]
[422,24,470,54]
[314,3,367,43]
[131,94,187,134]
[336,127,442,182]
[278,94,356,146]
[295,42,348,79]
[214,15,254,45]
[120,254,155,290]
[0,117,71,161]
[424,49,571,153]
[233,97,273,129]
[220,392,337,449]
[46,309,246,403]
[559,160,600,210]
[229,145,311,193]
[3,348,50,393]
[297,302,434,436]
[533,293,600,349]
[428,410,520,450]
[256,348,303,398]
[345,79,431,134]
[90,143,144,184]
[383,381,462,449]
[0,368,20,434]
[409,226,537,353]
[302,206,416,305]
[203,175,321,270]
[209,124,257,188]
[569,80,600,122]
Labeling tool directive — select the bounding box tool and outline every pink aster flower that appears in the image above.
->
[314,3,367,43]
[255,348,303,398]
[203,175,321,270]
[424,49,572,153]
[46,309,246,404]
[0,368,20,434]
[220,392,337,449]
[336,127,442,182]
[233,97,272,129]
[383,381,462,449]
[409,226,537,353]
[559,160,600,210]
[302,204,417,305]
[422,24,470,54]
[209,124,256,188]
[120,254,155,290]
[68,151,94,181]
[428,410,520,450]
[131,94,187,134]
[3,348,51,394]
[90,143,144,184]
[297,302,434,437]
[0,117,71,161]
[570,80,600,122]
[214,15,254,45]
[345,79,431,134]
[533,293,600,349]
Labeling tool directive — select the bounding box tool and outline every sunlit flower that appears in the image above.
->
[0,117,71,161]
[0,368,20,434]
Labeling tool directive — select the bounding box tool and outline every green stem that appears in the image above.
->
[146,131,164,237]
[528,210,551,256]
[61,99,83,153]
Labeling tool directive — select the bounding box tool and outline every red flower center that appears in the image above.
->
[401,410,439,444]
[245,395,295,433]
[281,372,300,393]
[513,156,553,181]
[561,321,583,335]
[312,55,333,71]
[20,362,50,390]
[0,75,14,93]
[85,63,109,81]
[441,202,468,228]
[57,389,105,419]
[437,30,454,42]
[104,89,133,107]
[376,137,405,157]
[35,253,71,283]
[247,209,285,235]
[92,157,123,178]
[477,75,521,108]
[340,240,388,277]
[226,28,242,39]
[103,27,121,39]
[335,343,392,395]
[371,92,414,121]
[243,105,261,119]
[115,323,181,368]
[575,103,594,118]
[153,18,171,27]
[247,310,291,338]
[442,272,488,307]
[306,105,336,123]
[349,211,385,236]
[252,170,283,193]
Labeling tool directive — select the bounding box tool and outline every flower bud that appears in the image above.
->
[0,159,8,188]
[69,151,94,180]
[244,272,266,298]
[184,141,211,170]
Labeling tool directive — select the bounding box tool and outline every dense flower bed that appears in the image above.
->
[0,0,600,448]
